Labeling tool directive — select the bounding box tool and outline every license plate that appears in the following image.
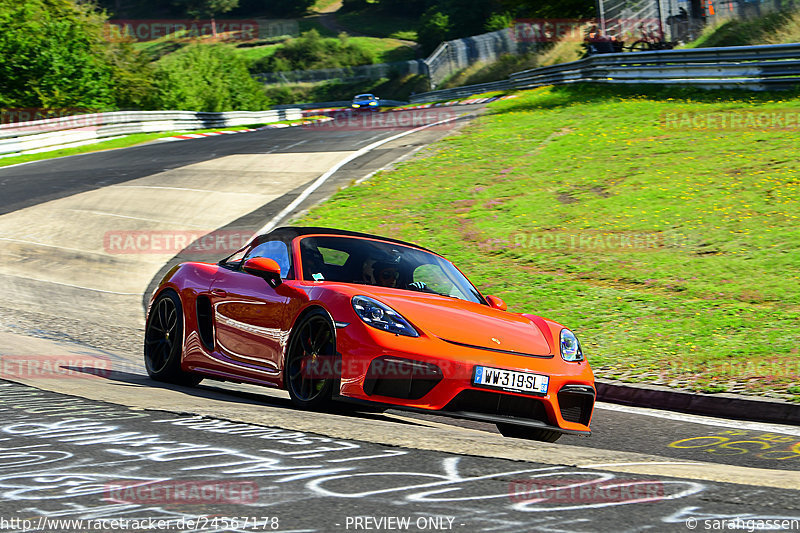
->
[473,366,549,395]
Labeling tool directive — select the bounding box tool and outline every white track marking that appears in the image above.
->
[110,185,262,196]
[279,139,308,151]
[0,274,140,295]
[256,113,464,236]
[0,237,114,257]
[596,401,800,436]
[64,209,207,228]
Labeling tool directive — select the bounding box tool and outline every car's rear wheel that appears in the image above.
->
[285,310,336,409]
[496,422,562,442]
[144,290,202,386]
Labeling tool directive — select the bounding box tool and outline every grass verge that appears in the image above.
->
[297,84,800,401]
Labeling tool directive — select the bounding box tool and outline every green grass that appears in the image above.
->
[682,8,800,48]
[297,84,800,398]
[337,8,419,41]
[231,42,283,62]
[298,18,338,37]
[347,36,416,62]
[439,53,540,90]
[312,0,342,11]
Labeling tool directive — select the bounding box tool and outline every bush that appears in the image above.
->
[0,0,153,110]
[250,30,376,72]
[153,43,271,111]
[485,12,514,32]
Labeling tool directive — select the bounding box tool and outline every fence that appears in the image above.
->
[598,0,798,44]
[0,109,301,157]
[425,28,537,88]
[409,42,800,102]
[255,27,537,90]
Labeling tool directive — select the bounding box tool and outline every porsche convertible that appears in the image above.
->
[144,227,595,442]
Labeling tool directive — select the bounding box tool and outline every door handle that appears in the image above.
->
[211,289,227,297]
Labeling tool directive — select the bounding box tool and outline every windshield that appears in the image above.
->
[354,94,374,100]
[298,236,484,304]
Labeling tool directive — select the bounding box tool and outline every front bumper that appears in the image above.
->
[335,325,595,435]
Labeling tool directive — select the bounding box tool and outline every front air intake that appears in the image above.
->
[363,356,443,400]
[557,385,595,425]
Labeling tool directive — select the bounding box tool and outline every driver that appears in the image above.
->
[373,261,400,288]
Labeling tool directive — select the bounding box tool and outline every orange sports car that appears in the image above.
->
[144,227,594,441]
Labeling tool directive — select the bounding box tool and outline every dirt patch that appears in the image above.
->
[557,192,579,204]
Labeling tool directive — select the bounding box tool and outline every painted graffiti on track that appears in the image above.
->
[0,381,797,532]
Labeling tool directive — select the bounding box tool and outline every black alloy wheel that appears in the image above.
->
[285,310,336,409]
[144,290,202,386]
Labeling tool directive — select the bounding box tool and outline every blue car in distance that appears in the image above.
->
[352,94,380,109]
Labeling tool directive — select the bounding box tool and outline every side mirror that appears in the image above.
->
[243,257,282,287]
[485,295,507,311]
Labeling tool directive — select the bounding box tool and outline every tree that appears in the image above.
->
[0,0,153,110]
[231,0,313,17]
[418,9,452,54]
[173,0,239,37]
[498,0,595,19]
[154,43,271,111]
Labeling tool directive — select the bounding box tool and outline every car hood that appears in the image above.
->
[361,288,553,356]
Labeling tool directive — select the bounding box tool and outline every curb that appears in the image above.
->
[596,379,800,426]
[159,118,335,141]
[162,128,255,141]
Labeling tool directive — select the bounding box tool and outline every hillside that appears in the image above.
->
[297,84,800,400]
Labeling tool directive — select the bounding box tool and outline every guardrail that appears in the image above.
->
[410,42,800,103]
[0,109,302,157]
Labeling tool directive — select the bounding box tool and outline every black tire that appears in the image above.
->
[284,309,336,409]
[629,40,651,52]
[144,290,202,386]
[496,422,562,443]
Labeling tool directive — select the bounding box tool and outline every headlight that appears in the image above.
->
[369,101,377,106]
[352,295,419,337]
[352,104,360,108]
[560,329,583,362]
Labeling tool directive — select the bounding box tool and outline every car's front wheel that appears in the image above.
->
[284,309,336,409]
[144,290,202,386]
[496,422,562,442]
